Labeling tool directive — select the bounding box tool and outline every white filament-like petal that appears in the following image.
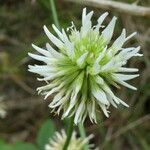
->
[49,89,65,106]
[28,53,50,62]
[46,43,64,58]
[81,9,93,37]
[52,24,64,41]
[93,46,107,74]
[118,67,139,72]
[124,46,141,60]
[101,16,117,43]
[62,29,75,60]
[74,100,84,124]
[43,25,64,48]
[28,65,56,74]
[37,70,65,81]
[125,32,137,41]
[76,52,88,68]
[44,83,64,99]
[63,72,84,118]
[82,8,87,26]
[95,12,109,32]
[99,103,109,117]
[92,86,109,105]
[95,46,107,63]
[113,73,139,81]
[111,28,126,52]
[115,79,137,90]
[32,44,52,57]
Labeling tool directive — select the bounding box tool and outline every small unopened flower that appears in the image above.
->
[28,8,142,124]
[45,130,95,150]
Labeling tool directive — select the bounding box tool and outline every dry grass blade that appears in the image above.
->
[107,114,150,141]
[65,0,150,17]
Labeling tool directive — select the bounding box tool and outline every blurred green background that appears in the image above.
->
[0,0,150,149]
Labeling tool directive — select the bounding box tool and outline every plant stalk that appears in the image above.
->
[49,0,60,29]
[63,117,74,150]
[78,123,89,150]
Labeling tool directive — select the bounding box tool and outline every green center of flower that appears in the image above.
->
[70,31,107,67]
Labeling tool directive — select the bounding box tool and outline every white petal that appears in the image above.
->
[37,74,57,81]
[95,75,104,85]
[93,46,107,74]
[32,44,52,57]
[92,87,109,105]
[86,11,94,23]
[125,46,141,60]
[133,53,143,57]
[52,24,64,41]
[37,70,66,81]
[107,95,118,108]
[49,89,65,105]
[81,9,93,37]
[37,81,60,94]
[46,43,64,58]
[82,10,93,28]
[100,58,115,72]
[116,80,137,90]
[101,16,117,43]
[95,46,107,63]
[44,83,64,99]
[62,92,77,118]
[113,73,139,81]
[125,32,137,41]
[99,103,109,117]
[28,65,56,74]
[82,8,87,26]
[120,47,135,53]
[28,53,50,62]
[43,25,63,48]
[91,99,97,123]
[117,98,129,107]
[76,52,88,68]
[118,67,139,72]
[49,90,70,108]
[62,29,75,60]
[62,72,84,118]
[101,83,120,105]
[95,12,109,32]
[112,28,126,51]
[74,101,84,124]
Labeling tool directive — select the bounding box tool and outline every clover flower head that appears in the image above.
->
[45,130,95,150]
[28,8,142,124]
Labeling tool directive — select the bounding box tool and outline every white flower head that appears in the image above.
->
[45,130,95,150]
[28,8,142,124]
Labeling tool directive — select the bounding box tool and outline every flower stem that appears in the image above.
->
[49,0,60,29]
[78,123,89,150]
[63,117,74,150]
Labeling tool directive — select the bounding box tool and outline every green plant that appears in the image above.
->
[0,119,55,150]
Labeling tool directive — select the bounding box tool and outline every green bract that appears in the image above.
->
[28,8,142,124]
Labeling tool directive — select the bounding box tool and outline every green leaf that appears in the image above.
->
[36,119,55,150]
[13,142,38,150]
